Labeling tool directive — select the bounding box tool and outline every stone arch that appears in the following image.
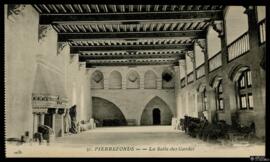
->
[225,6,249,45]
[228,64,250,82]
[140,96,173,125]
[197,83,206,93]
[209,75,223,88]
[126,70,140,89]
[109,70,122,89]
[92,97,127,126]
[162,69,174,89]
[91,70,104,89]
[144,70,157,89]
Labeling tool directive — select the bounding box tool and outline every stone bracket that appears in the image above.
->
[195,39,206,53]
[7,4,26,17]
[38,25,53,43]
[210,20,224,37]
[57,42,69,55]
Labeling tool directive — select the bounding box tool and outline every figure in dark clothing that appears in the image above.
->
[69,105,77,134]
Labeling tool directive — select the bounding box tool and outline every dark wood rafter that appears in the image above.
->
[39,11,223,25]
[70,44,193,53]
[58,31,206,41]
[32,4,225,66]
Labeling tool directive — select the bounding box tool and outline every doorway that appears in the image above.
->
[44,114,53,128]
[153,108,161,125]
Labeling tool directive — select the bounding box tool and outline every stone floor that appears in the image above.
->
[6,126,265,157]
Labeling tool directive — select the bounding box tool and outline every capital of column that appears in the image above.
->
[57,42,69,55]
[38,25,54,43]
[195,39,206,53]
[7,4,26,17]
[210,20,224,38]
[186,51,195,63]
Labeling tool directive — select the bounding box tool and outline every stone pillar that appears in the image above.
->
[157,77,162,90]
[39,113,45,125]
[55,109,65,137]
[196,39,208,76]
[179,59,186,88]
[207,89,217,123]
[52,113,56,134]
[33,113,38,134]
[174,66,180,90]
[222,77,235,125]
[244,6,260,49]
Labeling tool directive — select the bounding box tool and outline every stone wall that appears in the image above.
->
[89,65,176,126]
[5,5,92,139]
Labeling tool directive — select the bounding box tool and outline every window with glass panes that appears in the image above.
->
[237,70,253,110]
[216,80,224,111]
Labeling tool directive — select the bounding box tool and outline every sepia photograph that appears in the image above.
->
[3,3,268,158]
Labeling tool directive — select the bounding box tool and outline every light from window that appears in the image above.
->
[240,76,245,88]
[241,95,247,109]
[247,71,252,86]
[248,94,254,108]
[219,99,224,110]
[218,84,223,93]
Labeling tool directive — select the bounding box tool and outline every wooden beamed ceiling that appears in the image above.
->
[33,4,224,66]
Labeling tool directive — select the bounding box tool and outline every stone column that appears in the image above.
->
[157,77,162,90]
[179,59,186,88]
[174,66,180,90]
[39,113,45,125]
[33,113,38,134]
[244,6,260,49]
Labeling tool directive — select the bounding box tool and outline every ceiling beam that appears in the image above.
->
[86,61,178,67]
[70,44,193,53]
[79,54,182,61]
[58,31,206,42]
[39,10,223,24]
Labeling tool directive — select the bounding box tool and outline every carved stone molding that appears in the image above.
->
[186,51,195,62]
[7,4,26,17]
[195,39,206,53]
[38,25,53,43]
[128,71,138,82]
[92,71,103,83]
[57,42,69,55]
[79,62,86,70]
[211,21,224,37]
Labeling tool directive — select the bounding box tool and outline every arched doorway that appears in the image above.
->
[152,108,161,125]
[141,96,173,125]
[92,97,127,127]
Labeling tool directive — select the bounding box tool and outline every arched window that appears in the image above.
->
[109,71,122,89]
[237,70,253,110]
[144,70,157,89]
[198,84,208,112]
[215,80,224,111]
